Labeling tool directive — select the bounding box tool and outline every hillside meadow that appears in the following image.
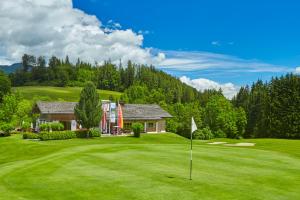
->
[13,86,122,102]
[0,133,299,200]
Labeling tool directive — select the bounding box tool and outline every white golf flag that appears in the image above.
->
[191,117,197,133]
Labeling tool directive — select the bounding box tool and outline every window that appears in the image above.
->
[148,122,154,128]
[124,123,132,129]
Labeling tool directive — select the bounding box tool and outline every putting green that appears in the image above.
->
[0,134,299,200]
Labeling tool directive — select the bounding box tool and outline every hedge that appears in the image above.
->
[22,129,101,141]
[39,122,64,132]
[75,129,89,138]
[75,128,101,138]
[23,132,40,140]
[40,131,76,141]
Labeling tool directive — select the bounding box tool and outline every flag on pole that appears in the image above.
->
[191,117,198,133]
[190,117,197,180]
[102,111,107,133]
[118,103,123,129]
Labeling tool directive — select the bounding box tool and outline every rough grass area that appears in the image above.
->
[13,86,122,101]
[0,134,299,200]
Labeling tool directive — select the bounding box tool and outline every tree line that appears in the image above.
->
[1,54,299,139]
[232,74,300,139]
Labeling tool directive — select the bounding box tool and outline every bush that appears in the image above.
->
[132,123,144,138]
[39,122,64,132]
[193,127,214,140]
[75,128,101,138]
[0,123,14,137]
[75,129,90,138]
[50,122,64,131]
[39,123,50,132]
[40,131,76,141]
[21,121,31,132]
[89,128,101,137]
[0,131,10,137]
[214,129,227,138]
[10,131,20,135]
[193,130,205,140]
[23,132,40,140]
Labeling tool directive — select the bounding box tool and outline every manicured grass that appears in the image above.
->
[13,86,122,101]
[0,134,299,200]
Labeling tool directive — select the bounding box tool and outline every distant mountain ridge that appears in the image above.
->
[0,63,22,74]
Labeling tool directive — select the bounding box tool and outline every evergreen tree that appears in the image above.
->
[74,82,102,136]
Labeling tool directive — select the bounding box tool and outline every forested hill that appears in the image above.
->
[232,74,300,139]
[0,63,21,74]
[2,54,300,139]
[8,54,217,105]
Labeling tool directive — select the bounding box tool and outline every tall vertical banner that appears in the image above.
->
[101,102,108,133]
[101,111,107,133]
[190,117,197,180]
[110,103,116,123]
[118,103,123,129]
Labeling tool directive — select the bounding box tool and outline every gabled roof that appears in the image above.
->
[122,104,172,120]
[36,101,77,114]
[35,102,172,120]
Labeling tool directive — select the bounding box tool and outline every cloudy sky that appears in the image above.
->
[1,0,300,98]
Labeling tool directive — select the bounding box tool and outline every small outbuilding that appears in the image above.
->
[121,104,172,133]
[33,102,78,130]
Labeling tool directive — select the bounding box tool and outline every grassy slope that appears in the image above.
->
[0,134,299,200]
[13,86,122,101]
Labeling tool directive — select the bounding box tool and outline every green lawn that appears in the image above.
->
[13,86,122,101]
[0,134,299,200]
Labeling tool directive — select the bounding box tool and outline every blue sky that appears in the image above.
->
[1,0,300,98]
[74,0,300,86]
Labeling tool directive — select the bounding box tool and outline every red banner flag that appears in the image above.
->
[118,104,123,129]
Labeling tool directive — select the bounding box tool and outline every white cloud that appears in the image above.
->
[0,0,164,65]
[159,50,291,73]
[138,30,151,35]
[295,67,300,74]
[211,41,221,46]
[180,76,240,99]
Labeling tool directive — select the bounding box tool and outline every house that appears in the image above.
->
[33,101,172,133]
[33,102,78,130]
[121,104,172,133]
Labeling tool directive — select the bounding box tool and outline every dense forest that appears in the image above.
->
[232,75,300,138]
[1,54,300,139]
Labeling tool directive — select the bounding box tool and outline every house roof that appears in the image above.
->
[122,104,172,120]
[36,101,77,114]
[36,102,172,120]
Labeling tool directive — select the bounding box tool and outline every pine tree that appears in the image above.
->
[74,82,102,137]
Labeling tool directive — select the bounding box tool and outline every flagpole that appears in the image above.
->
[190,119,193,180]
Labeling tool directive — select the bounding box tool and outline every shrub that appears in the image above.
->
[50,122,64,131]
[0,123,14,137]
[132,123,144,138]
[75,128,101,138]
[75,129,90,138]
[193,130,205,140]
[39,122,64,132]
[21,121,31,132]
[23,132,40,140]
[10,131,20,135]
[193,127,214,140]
[39,123,50,132]
[89,128,101,137]
[40,131,76,141]
[214,129,227,138]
